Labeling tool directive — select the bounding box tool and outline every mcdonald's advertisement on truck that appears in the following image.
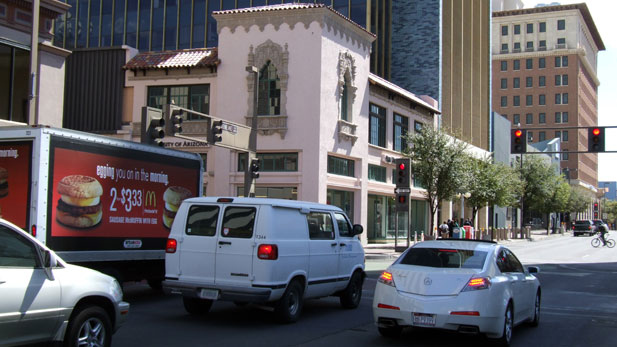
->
[0,126,203,285]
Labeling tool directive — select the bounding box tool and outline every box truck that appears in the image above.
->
[0,126,203,287]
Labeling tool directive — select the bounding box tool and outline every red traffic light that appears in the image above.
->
[398,163,406,170]
[514,129,523,137]
[593,128,601,136]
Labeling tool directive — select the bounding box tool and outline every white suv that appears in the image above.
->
[0,218,129,347]
[163,197,365,322]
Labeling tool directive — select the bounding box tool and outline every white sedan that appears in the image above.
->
[372,240,540,346]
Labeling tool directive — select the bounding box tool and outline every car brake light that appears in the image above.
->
[378,271,395,287]
[166,239,177,253]
[462,277,491,291]
[377,303,400,310]
[258,244,278,260]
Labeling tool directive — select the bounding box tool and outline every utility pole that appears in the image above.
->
[244,66,260,197]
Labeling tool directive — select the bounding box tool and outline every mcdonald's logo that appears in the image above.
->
[144,190,157,208]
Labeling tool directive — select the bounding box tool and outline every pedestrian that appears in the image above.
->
[439,221,449,238]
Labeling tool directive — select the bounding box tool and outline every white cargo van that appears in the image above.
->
[163,197,365,322]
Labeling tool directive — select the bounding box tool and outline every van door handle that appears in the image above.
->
[331,243,338,247]
[339,243,346,247]
[218,241,232,246]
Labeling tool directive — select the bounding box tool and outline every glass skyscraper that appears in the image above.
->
[52,0,396,78]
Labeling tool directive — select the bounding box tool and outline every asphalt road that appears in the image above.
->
[113,235,617,346]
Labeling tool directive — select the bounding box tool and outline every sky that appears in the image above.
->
[521,0,617,181]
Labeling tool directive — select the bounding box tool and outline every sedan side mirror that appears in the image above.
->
[527,266,540,274]
[42,250,56,281]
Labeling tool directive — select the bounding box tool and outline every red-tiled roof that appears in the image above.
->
[213,3,375,39]
[123,48,220,70]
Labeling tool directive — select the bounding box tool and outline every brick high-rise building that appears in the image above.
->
[492,3,605,188]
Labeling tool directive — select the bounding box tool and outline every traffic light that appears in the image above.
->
[587,127,605,152]
[165,105,184,136]
[394,158,410,188]
[396,193,409,212]
[141,107,165,146]
[250,158,260,179]
[593,202,599,211]
[511,129,527,153]
[210,120,223,144]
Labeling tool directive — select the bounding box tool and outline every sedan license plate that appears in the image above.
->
[412,313,436,327]
[198,288,219,300]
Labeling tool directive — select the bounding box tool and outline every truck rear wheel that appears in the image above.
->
[274,280,304,323]
[182,296,213,315]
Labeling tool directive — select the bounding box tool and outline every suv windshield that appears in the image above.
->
[399,248,488,269]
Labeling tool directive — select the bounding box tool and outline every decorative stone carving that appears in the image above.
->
[247,40,289,138]
[337,119,358,145]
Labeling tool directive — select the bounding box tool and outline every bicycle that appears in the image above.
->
[591,233,615,248]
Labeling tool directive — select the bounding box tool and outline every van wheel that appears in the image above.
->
[340,271,363,309]
[183,296,213,315]
[64,305,112,347]
[274,280,304,323]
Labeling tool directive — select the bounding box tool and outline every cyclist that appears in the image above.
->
[597,224,609,246]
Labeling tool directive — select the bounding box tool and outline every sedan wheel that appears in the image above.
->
[530,291,541,327]
[494,304,513,346]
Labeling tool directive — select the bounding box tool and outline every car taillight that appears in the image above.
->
[450,311,480,316]
[378,271,395,287]
[258,244,278,260]
[377,303,400,310]
[166,239,177,253]
[461,277,491,291]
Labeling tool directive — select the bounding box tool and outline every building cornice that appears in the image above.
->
[493,3,604,51]
[213,5,375,51]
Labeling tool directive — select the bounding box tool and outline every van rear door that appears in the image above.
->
[214,205,258,287]
[176,204,220,284]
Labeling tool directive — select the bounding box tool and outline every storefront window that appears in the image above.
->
[0,44,29,123]
[327,189,354,222]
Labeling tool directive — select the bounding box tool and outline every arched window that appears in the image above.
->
[258,61,281,116]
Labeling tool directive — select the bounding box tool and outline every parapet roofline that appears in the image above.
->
[493,3,605,51]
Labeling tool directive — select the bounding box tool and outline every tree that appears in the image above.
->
[466,156,521,227]
[517,155,568,232]
[404,126,469,236]
[567,186,593,221]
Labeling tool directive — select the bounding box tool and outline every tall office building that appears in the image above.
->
[492,3,605,188]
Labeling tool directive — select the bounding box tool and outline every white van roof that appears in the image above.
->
[182,197,344,212]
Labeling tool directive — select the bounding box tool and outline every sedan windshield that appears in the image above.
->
[399,248,488,269]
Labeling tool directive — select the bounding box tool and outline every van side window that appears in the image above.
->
[221,207,256,239]
[186,205,220,236]
[307,212,335,240]
[334,213,352,237]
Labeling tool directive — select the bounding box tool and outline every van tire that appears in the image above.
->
[183,296,213,315]
[274,280,304,323]
[339,271,363,309]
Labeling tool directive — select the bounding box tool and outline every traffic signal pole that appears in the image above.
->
[244,66,260,197]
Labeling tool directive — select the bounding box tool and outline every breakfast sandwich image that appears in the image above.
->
[163,186,192,228]
[0,167,7,198]
[56,175,103,228]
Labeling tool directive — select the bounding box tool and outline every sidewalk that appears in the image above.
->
[364,229,570,272]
